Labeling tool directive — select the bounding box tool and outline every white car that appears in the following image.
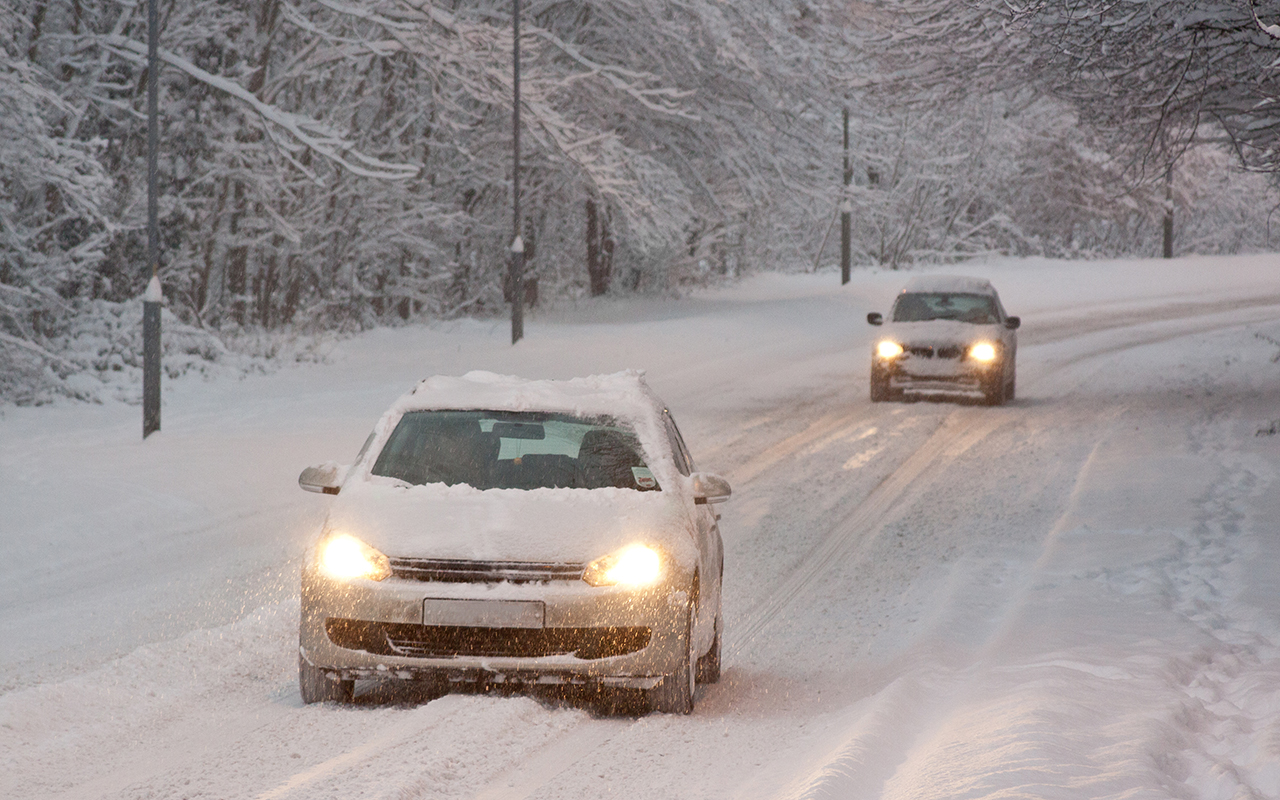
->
[296,370,729,714]
[866,275,1020,405]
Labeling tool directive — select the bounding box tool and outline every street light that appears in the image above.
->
[142,0,161,438]
[509,0,524,344]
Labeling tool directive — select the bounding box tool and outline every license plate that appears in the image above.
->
[422,598,545,629]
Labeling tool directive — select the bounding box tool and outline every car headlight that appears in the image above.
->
[583,544,662,587]
[876,340,904,359]
[319,533,391,581]
[969,342,998,362]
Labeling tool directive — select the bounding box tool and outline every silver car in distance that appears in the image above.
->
[866,275,1020,405]
[296,371,729,714]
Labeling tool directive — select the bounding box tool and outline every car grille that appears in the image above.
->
[325,618,651,659]
[389,558,586,583]
[906,345,962,359]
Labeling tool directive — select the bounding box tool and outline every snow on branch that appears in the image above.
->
[1251,0,1280,40]
[526,27,697,120]
[101,35,420,182]
[0,330,80,370]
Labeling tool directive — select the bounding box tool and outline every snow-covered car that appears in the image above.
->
[866,275,1020,405]
[296,370,730,714]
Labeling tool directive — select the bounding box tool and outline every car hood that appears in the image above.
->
[322,478,692,564]
[880,319,1006,347]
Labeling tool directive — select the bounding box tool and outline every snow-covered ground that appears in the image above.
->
[4,254,1280,799]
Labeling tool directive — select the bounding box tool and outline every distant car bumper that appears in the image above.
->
[873,352,1000,396]
[298,564,690,689]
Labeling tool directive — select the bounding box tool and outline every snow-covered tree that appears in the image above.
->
[1,3,112,401]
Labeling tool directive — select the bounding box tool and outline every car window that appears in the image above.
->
[663,410,694,476]
[370,410,660,492]
[892,292,999,324]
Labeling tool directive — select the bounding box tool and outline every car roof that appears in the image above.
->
[899,275,997,295]
[389,370,662,420]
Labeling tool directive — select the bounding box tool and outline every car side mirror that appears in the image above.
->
[867,312,883,326]
[691,472,732,505]
[299,462,348,495]
[1004,316,1021,330]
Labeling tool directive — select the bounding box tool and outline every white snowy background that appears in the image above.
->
[4,254,1280,799]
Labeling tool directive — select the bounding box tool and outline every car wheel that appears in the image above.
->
[1006,368,1016,401]
[648,605,695,714]
[870,370,895,403]
[696,611,722,684]
[299,652,354,704]
[982,372,1006,406]
[870,374,887,402]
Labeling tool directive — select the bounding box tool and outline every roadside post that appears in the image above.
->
[841,107,852,285]
[509,0,524,344]
[142,0,161,438]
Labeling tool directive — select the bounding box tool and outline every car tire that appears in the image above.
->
[648,605,695,714]
[696,612,722,685]
[1006,368,1016,401]
[299,652,354,704]
[870,370,894,403]
[982,372,1006,406]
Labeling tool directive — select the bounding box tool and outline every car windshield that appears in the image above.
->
[892,292,999,324]
[370,410,660,492]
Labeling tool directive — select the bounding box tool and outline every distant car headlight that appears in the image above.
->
[876,340,904,359]
[319,533,391,581]
[969,342,998,362]
[583,544,662,587]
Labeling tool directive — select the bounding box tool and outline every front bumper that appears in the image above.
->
[299,564,691,689]
[873,351,1000,396]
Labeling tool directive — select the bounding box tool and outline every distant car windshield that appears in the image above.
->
[892,292,998,324]
[370,410,660,492]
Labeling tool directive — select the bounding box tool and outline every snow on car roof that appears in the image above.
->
[900,275,997,295]
[391,369,661,419]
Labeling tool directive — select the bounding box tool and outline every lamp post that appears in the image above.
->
[508,0,524,344]
[142,0,161,438]
[840,107,852,286]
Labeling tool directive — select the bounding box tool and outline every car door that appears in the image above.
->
[662,409,723,650]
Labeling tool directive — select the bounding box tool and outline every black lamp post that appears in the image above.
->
[508,0,524,344]
[840,107,851,286]
[142,0,161,438]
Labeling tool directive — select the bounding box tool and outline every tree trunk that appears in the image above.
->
[586,199,611,296]
[227,182,248,325]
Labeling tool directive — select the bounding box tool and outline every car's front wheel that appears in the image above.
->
[981,370,1006,406]
[299,652,354,704]
[696,612,722,684]
[648,605,695,714]
[870,369,897,403]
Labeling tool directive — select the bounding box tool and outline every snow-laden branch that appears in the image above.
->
[526,27,698,120]
[0,329,80,370]
[1251,0,1280,40]
[101,35,420,182]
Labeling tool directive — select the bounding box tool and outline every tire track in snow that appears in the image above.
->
[1020,293,1280,347]
[726,408,1011,661]
[469,718,629,800]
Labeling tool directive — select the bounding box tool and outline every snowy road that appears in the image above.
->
[4,256,1280,799]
